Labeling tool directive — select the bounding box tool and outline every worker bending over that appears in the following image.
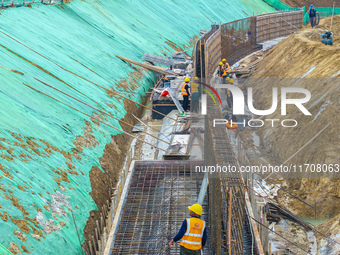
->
[179,77,190,116]
[169,203,207,255]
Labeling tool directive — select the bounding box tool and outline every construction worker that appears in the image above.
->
[190,77,200,113]
[179,77,190,116]
[221,58,227,69]
[163,76,170,88]
[228,78,235,85]
[225,78,235,108]
[218,62,223,77]
[222,62,231,83]
[309,5,317,28]
[169,203,207,255]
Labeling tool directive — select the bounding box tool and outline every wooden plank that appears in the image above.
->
[245,192,265,255]
[103,161,136,255]
[115,55,174,76]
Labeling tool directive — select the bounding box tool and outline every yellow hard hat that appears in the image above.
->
[184,77,190,82]
[226,77,230,81]
[188,203,203,215]
[194,77,199,81]
[229,79,235,84]
[222,58,226,62]
[163,77,168,80]
[262,12,265,15]
[219,62,223,66]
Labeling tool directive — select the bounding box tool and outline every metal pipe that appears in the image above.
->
[34,78,170,145]
[23,82,168,152]
[0,29,177,121]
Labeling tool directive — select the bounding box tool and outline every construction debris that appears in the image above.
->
[264,202,313,230]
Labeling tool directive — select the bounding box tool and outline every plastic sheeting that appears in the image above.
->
[0,0,276,254]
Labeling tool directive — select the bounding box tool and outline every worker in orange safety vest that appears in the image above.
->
[222,61,231,82]
[179,77,191,117]
[221,58,227,69]
[169,203,207,255]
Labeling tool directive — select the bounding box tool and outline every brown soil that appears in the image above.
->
[250,16,340,217]
[315,212,340,250]
[82,96,147,253]
[280,0,337,8]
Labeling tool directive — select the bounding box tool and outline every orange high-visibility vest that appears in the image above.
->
[222,63,231,77]
[181,82,189,96]
[180,217,206,250]
[191,83,199,93]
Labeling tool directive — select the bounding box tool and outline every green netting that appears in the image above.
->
[0,0,277,254]
[262,0,302,11]
[262,0,340,25]
[239,0,276,14]
[0,244,12,255]
[304,7,340,25]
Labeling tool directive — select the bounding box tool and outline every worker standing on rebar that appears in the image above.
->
[169,203,207,255]
[190,77,200,114]
[179,77,190,116]
[309,5,317,28]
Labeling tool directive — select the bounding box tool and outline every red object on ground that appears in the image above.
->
[226,121,238,129]
[161,90,169,97]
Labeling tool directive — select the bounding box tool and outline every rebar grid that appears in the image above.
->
[205,96,247,255]
[111,161,211,255]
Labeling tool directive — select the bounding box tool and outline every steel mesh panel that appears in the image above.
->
[111,161,212,255]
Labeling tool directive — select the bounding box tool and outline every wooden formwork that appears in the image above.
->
[256,10,304,43]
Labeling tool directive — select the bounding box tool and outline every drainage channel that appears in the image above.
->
[110,160,212,255]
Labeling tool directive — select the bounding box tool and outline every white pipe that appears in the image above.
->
[330,2,335,31]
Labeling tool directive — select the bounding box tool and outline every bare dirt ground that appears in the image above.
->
[251,16,340,215]
[82,91,148,253]
[243,15,340,253]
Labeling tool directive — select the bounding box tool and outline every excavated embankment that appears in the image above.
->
[246,15,340,253]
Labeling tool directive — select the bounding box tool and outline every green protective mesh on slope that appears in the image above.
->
[262,0,340,25]
[262,0,302,11]
[0,0,276,254]
[239,0,277,14]
[304,6,340,25]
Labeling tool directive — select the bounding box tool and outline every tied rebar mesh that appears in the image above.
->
[204,96,248,255]
[111,161,212,255]
[220,16,259,69]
